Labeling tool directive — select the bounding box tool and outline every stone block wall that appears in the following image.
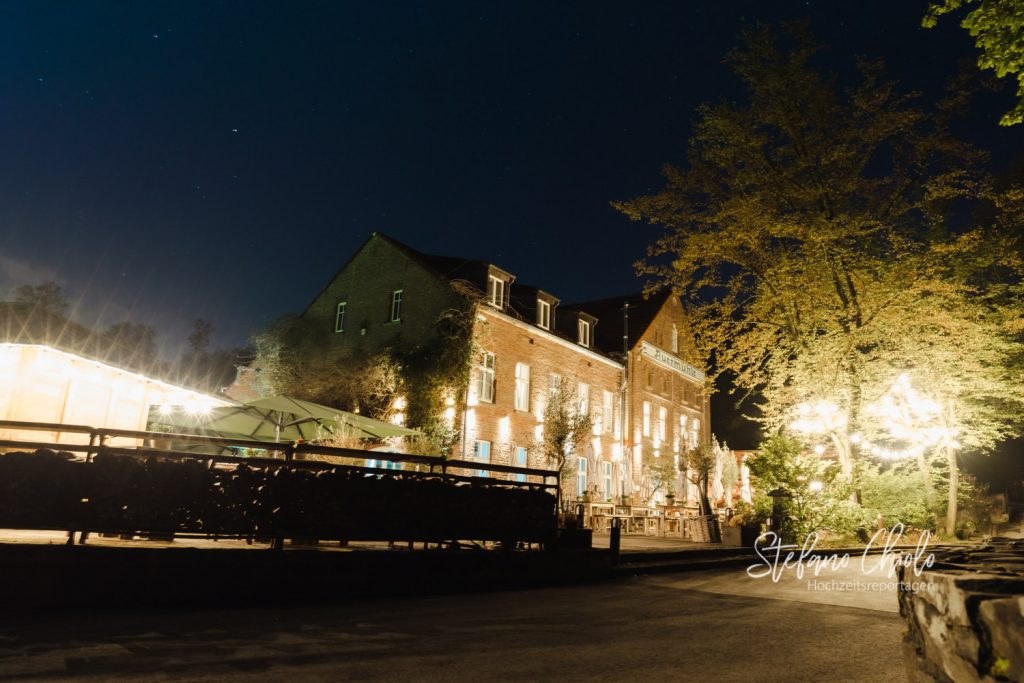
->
[898,539,1024,682]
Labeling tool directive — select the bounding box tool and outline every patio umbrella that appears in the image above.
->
[154,395,420,443]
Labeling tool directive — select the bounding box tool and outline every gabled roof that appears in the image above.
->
[374,233,492,288]
[562,290,673,354]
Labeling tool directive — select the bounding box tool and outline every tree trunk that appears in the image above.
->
[699,474,721,543]
[829,431,853,477]
[945,445,958,537]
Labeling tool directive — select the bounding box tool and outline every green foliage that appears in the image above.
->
[539,381,592,482]
[399,305,476,458]
[858,463,936,531]
[746,434,865,541]
[647,454,678,497]
[615,22,1024,480]
[249,302,476,457]
[924,0,1024,125]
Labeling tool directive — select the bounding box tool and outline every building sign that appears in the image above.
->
[640,341,705,381]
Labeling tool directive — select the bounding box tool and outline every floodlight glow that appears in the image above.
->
[854,374,959,461]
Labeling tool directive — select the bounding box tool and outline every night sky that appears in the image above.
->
[2,1,1022,355]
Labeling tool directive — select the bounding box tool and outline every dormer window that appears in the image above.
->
[485,267,514,310]
[534,291,559,331]
[537,299,551,329]
[578,319,591,347]
[487,275,505,308]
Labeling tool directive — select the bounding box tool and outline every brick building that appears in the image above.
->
[296,232,710,505]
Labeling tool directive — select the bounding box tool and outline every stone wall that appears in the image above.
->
[898,539,1024,682]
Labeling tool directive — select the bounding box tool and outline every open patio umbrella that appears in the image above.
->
[154,395,420,443]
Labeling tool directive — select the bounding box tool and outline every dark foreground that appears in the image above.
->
[0,569,904,682]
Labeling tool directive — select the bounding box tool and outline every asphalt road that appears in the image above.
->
[0,563,906,682]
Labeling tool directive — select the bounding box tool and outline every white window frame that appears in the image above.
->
[514,446,528,483]
[603,461,612,500]
[658,406,668,441]
[549,373,562,395]
[389,289,403,322]
[472,440,491,477]
[578,382,589,416]
[642,401,651,437]
[576,456,587,498]
[479,351,496,403]
[487,275,505,308]
[537,299,551,330]
[514,362,530,411]
[578,319,591,347]
[334,301,347,333]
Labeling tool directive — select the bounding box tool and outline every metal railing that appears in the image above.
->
[0,419,558,490]
[0,419,561,547]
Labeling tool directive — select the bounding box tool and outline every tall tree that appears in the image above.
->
[102,321,159,371]
[14,280,68,316]
[924,0,1024,125]
[614,24,1024,494]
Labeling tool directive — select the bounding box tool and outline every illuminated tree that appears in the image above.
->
[539,381,592,492]
[924,0,1024,125]
[685,440,725,542]
[745,433,862,541]
[614,23,1024,485]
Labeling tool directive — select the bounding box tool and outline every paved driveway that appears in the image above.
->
[0,561,905,682]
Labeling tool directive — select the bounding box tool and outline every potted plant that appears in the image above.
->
[721,501,762,546]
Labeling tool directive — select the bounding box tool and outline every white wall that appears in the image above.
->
[0,344,232,448]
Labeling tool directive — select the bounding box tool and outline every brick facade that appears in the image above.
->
[624,295,710,504]
[302,234,467,360]
[292,233,711,505]
[463,306,623,501]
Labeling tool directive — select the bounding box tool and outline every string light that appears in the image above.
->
[856,374,959,461]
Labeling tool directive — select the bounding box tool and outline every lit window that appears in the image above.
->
[514,362,530,411]
[672,324,679,353]
[603,461,612,500]
[487,275,505,308]
[479,351,495,403]
[642,401,651,437]
[576,457,587,497]
[537,299,551,329]
[366,457,402,471]
[578,382,589,415]
[658,406,667,441]
[514,446,528,483]
[389,290,403,322]
[472,440,491,477]
[334,301,347,333]
[602,390,614,433]
[578,319,591,347]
